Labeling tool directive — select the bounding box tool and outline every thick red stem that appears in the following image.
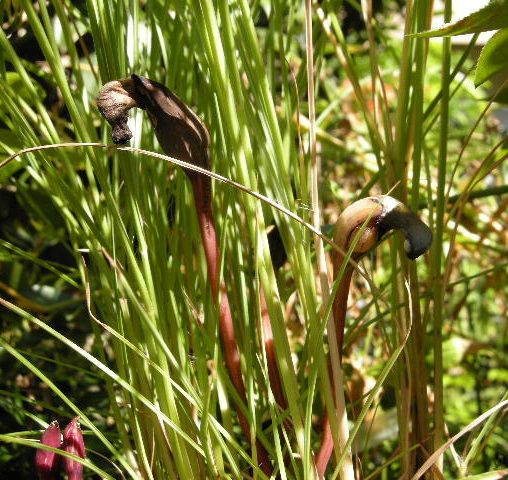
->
[333,264,354,364]
[315,252,354,478]
[316,413,333,478]
[191,176,272,475]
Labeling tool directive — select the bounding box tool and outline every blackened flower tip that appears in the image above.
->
[96,79,142,144]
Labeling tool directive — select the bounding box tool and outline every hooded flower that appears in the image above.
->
[35,421,62,480]
[62,417,85,480]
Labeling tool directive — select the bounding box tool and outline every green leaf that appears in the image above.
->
[475,27,508,86]
[414,0,508,38]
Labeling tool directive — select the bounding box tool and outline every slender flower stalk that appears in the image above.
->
[97,75,273,474]
[317,196,432,478]
[35,421,62,480]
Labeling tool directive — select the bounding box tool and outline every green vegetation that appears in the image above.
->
[0,1,507,478]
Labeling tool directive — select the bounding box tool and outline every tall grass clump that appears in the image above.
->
[1,1,507,479]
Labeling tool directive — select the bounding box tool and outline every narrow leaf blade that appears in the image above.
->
[414,0,508,38]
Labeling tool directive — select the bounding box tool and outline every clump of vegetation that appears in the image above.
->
[0,1,507,478]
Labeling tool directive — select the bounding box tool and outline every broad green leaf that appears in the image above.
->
[414,0,508,38]
[475,27,508,86]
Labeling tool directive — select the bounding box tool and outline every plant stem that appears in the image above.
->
[432,0,452,473]
[305,2,354,478]
[192,162,273,477]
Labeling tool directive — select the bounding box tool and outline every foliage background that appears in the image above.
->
[0,0,507,478]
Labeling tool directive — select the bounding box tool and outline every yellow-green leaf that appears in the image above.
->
[475,27,508,86]
[414,0,508,38]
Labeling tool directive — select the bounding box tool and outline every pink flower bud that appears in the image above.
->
[62,417,85,480]
[35,421,62,480]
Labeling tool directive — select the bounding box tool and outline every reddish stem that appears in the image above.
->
[191,176,273,475]
[333,265,354,364]
[316,413,333,478]
[316,253,354,478]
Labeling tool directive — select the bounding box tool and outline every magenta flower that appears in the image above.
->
[62,417,85,480]
[35,421,62,480]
